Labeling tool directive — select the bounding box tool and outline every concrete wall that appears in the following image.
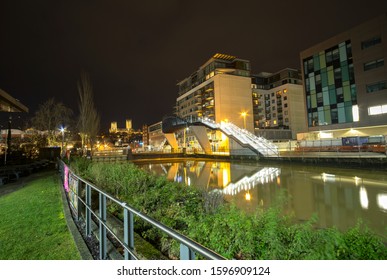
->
[213,74,254,132]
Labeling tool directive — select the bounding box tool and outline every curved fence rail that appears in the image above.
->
[58,160,225,260]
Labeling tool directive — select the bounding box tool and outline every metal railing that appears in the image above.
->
[58,160,225,260]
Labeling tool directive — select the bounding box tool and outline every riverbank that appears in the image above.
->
[264,151,387,169]
[124,151,387,169]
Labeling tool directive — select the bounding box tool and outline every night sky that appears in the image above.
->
[1,1,387,131]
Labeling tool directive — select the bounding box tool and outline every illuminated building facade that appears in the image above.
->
[109,119,133,133]
[251,69,306,139]
[175,53,253,152]
[176,53,253,131]
[299,13,387,140]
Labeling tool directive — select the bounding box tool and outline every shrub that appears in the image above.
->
[68,160,387,260]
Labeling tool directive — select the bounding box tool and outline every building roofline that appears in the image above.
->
[0,88,29,113]
[252,68,300,78]
[300,12,387,57]
[177,53,250,86]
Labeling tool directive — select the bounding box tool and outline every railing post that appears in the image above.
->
[180,244,195,260]
[123,205,135,260]
[85,183,92,236]
[76,179,81,221]
[99,193,107,260]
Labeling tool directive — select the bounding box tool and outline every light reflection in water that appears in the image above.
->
[137,160,387,240]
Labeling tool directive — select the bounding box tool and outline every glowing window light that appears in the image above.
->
[352,105,359,121]
[360,187,369,210]
[377,194,387,212]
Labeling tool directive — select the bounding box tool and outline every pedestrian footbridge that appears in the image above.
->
[162,116,279,157]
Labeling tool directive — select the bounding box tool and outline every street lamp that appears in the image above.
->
[60,127,65,156]
[241,111,247,129]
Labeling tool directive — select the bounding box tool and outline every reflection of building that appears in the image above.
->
[299,13,387,140]
[252,69,306,139]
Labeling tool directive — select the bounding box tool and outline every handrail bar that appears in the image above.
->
[77,196,139,260]
[63,162,225,260]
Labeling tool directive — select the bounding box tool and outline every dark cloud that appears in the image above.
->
[1,0,387,130]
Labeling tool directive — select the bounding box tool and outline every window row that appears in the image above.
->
[368,104,387,115]
[308,104,358,126]
[303,41,352,75]
[307,85,357,109]
[361,36,382,50]
[364,58,384,71]
[366,80,387,93]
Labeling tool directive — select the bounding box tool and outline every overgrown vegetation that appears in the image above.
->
[70,158,387,260]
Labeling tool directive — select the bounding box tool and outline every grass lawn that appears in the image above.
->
[0,173,81,260]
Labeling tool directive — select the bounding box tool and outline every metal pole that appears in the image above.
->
[99,193,107,260]
[85,184,92,236]
[124,206,135,260]
[180,244,196,260]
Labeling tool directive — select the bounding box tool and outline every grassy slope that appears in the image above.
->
[0,174,81,260]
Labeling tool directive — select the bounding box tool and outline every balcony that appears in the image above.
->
[205,93,214,100]
[195,98,202,105]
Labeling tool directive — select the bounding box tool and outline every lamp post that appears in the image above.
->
[60,127,65,157]
[241,111,247,129]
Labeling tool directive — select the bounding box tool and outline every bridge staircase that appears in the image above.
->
[198,118,279,157]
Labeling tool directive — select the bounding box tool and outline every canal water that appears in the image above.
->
[136,160,387,240]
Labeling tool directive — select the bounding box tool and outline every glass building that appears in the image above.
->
[299,13,387,140]
[303,41,357,127]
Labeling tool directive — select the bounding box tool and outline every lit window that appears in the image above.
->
[368,104,387,115]
[283,89,288,93]
[352,105,359,121]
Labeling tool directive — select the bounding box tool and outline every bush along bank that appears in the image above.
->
[70,158,387,260]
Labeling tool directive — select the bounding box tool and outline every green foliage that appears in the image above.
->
[70,160,387,260]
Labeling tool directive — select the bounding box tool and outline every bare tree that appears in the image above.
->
[77,72,100,155]
[31,98,73,146]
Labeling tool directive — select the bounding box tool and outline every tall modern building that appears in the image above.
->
[176,53,253,131]
[299,13,387,140]
[251,69,306,139]
[175,53,253,153]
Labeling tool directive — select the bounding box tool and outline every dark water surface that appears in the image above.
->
[136,160,387,240]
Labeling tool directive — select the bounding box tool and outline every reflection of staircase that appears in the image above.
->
[199,118,279,157]
[222,167,281,196]
[159,138,167,149]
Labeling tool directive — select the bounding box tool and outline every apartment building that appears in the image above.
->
[251,69,306,139]
[299,13,387,140]
[176,53,253,132]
